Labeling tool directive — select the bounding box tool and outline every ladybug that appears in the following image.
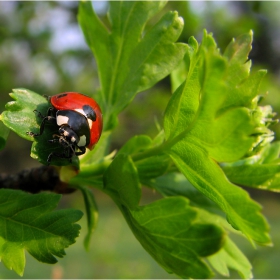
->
[27,92,103,164]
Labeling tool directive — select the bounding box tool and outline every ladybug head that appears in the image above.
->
[49,125,80,150]
[58,125,80,146]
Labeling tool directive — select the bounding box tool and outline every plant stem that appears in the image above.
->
[80,160,112,176]
[0,166,75,194]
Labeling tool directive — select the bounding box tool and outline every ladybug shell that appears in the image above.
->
[50,92,102,150]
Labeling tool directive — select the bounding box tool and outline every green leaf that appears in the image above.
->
[123,197,225,279]
[0,121,10,150]
[0,189,82,276]
[136,153,170,180]
[208,236,252,279]
[165,32,271,162]
[148,172,253,278]
[148,172,257,236]
[170,140,270,245]
[116,10,186,109]
[148,172,220,213]
[75,147,226,278]
[78,1,187,129]
[118,135,153,155]
[1,88,47,141]
[1,88,79,166]
[102,154,225,278]
[164,31,273,244]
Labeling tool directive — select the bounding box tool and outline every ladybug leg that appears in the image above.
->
[34,107,55,119]
[47,142,75,165]
[27,108,56,137]
[48,134,69,145]
[42,94,50,101]
[74,146,86,156]
[27,115,56,137]
[47,146,75,165]
[33,110,45,119]
[47,135,76,165]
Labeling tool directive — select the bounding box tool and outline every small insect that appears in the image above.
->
[27,92,103,164]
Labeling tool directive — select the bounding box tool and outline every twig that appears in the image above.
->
[0,166,76,194]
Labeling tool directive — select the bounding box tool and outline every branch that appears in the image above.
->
[0,166,76,194]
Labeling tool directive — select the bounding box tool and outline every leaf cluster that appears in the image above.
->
[0,1,279,278]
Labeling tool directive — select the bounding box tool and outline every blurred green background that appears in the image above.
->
[0,1,279,278]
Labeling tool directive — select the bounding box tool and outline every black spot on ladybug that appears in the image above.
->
[82,105,96,121]
[57,93,68,99]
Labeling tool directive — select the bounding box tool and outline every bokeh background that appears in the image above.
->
[0,1,280,278]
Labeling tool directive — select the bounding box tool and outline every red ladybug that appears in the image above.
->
[27,92,103,164]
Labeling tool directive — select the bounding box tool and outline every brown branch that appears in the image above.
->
[0,166,76,194]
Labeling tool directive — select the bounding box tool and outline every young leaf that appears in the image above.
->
[0,189,82,276]
[164,31,272,244]
[78,1,187,129]
[222,141,280,191]
[1,88,79,166]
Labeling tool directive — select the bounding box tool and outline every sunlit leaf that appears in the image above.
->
[164,31,273,245]
[78,1,187,129]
